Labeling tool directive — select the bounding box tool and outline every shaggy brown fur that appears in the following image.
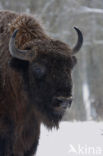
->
[0,10,83,156]
[9,14,49,48]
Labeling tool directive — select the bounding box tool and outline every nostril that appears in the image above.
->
[67,97,73,107]
[53,97,63,107]
[68,97,72,104]
[68,99,72,107]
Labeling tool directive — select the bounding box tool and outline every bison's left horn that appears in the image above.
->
[72,27,83,54]
[9,29,33,61]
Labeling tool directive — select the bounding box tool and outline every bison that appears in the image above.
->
[0,10,83,156]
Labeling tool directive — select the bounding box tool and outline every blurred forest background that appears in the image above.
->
[0,0,103,121]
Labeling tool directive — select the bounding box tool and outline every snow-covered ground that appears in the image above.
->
[37,122,103,156]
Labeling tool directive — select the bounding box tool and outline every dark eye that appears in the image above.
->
[32,63,46,79]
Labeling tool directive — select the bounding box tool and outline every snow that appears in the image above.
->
[37,121,103,156]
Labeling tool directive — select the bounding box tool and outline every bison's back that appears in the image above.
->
[0,11,18,100]
[0,10,26,122]
[0,11,17,61]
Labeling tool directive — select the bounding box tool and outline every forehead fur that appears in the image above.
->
[23,39,72,58]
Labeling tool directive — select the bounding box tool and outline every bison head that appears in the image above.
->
[9,27,83,128]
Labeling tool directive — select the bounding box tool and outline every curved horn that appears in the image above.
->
[9,29,33,61]
[72,27,83,54]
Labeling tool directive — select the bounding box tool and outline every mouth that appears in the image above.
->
[52,96,73,115]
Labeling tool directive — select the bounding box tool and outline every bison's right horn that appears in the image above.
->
[72,27,83,54]
[9,29,34,61]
